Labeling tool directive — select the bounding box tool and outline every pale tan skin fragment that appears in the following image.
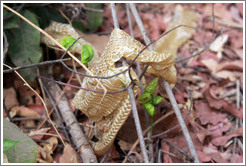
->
[41,5,197,156]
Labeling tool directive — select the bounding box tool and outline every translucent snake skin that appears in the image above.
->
[41,5,197,156]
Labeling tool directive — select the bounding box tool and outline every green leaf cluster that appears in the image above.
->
[138,78,164,116]
[60,37,94,65]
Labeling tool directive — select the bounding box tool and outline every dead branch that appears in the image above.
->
[40,66,98,163]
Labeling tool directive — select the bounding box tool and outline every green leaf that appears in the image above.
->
[3,17,20,29]
[7,9,42,81]
[138,92,152,104]
[144,78,159,95]
[143,103,155,116]
[152,95,164,105]
[81,44,94,65]
[3,138,20,153]
[85,3,103,31]
[3,9,20,29]
[60,36,78,50]
[3,118,37,163]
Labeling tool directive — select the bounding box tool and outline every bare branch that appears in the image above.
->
[110,3,119,29]
[3,58,71,73]
[129,3,200,163]
[127,86,149,163]
[111,3,149,163]
[162,79,200,163]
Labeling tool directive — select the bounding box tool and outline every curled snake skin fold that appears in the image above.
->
[41,5,197,156]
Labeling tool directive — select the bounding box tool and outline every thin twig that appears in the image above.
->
[3,58,71,73]
[110,3,119,29]
[162,79,199,163]
[129,3,153,50]
[100,146,112,163]
[42,82,72,144]
[128,86,149,163]
[129,3,200,163]
[126,4,134,36]
[151,91,193,139]
[162,138,193,160]
[32,73,130,94]
[3,64,66,146]
[12,117,43,121]
[3,3,25,20]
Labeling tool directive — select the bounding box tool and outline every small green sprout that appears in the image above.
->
[137,77,165,136]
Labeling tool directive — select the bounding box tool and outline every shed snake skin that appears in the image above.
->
[41,5,197,156]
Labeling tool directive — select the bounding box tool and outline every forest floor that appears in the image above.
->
[3,3,244,163]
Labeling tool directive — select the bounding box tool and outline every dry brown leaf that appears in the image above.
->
[39,137,58,163]
[221,152,243,163]
[197,150,211,162]
[209,34,228,59]
[11,106,40,117]
[209,120,231,138]
[118,140,133,151]
[204,88,243,119]
[194,101,226,125]
[201,58,218,74]
[192,91,203,99]
[3,87,19,111]
[27,104,45,116]
[161,140,173,163]
[29,127,51,140]
[59,144,81,163]
[214,70,236,81]
[233,48,243,59]
[217,60,243,72]
[211,128,243,146]
[36,145,50,163]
